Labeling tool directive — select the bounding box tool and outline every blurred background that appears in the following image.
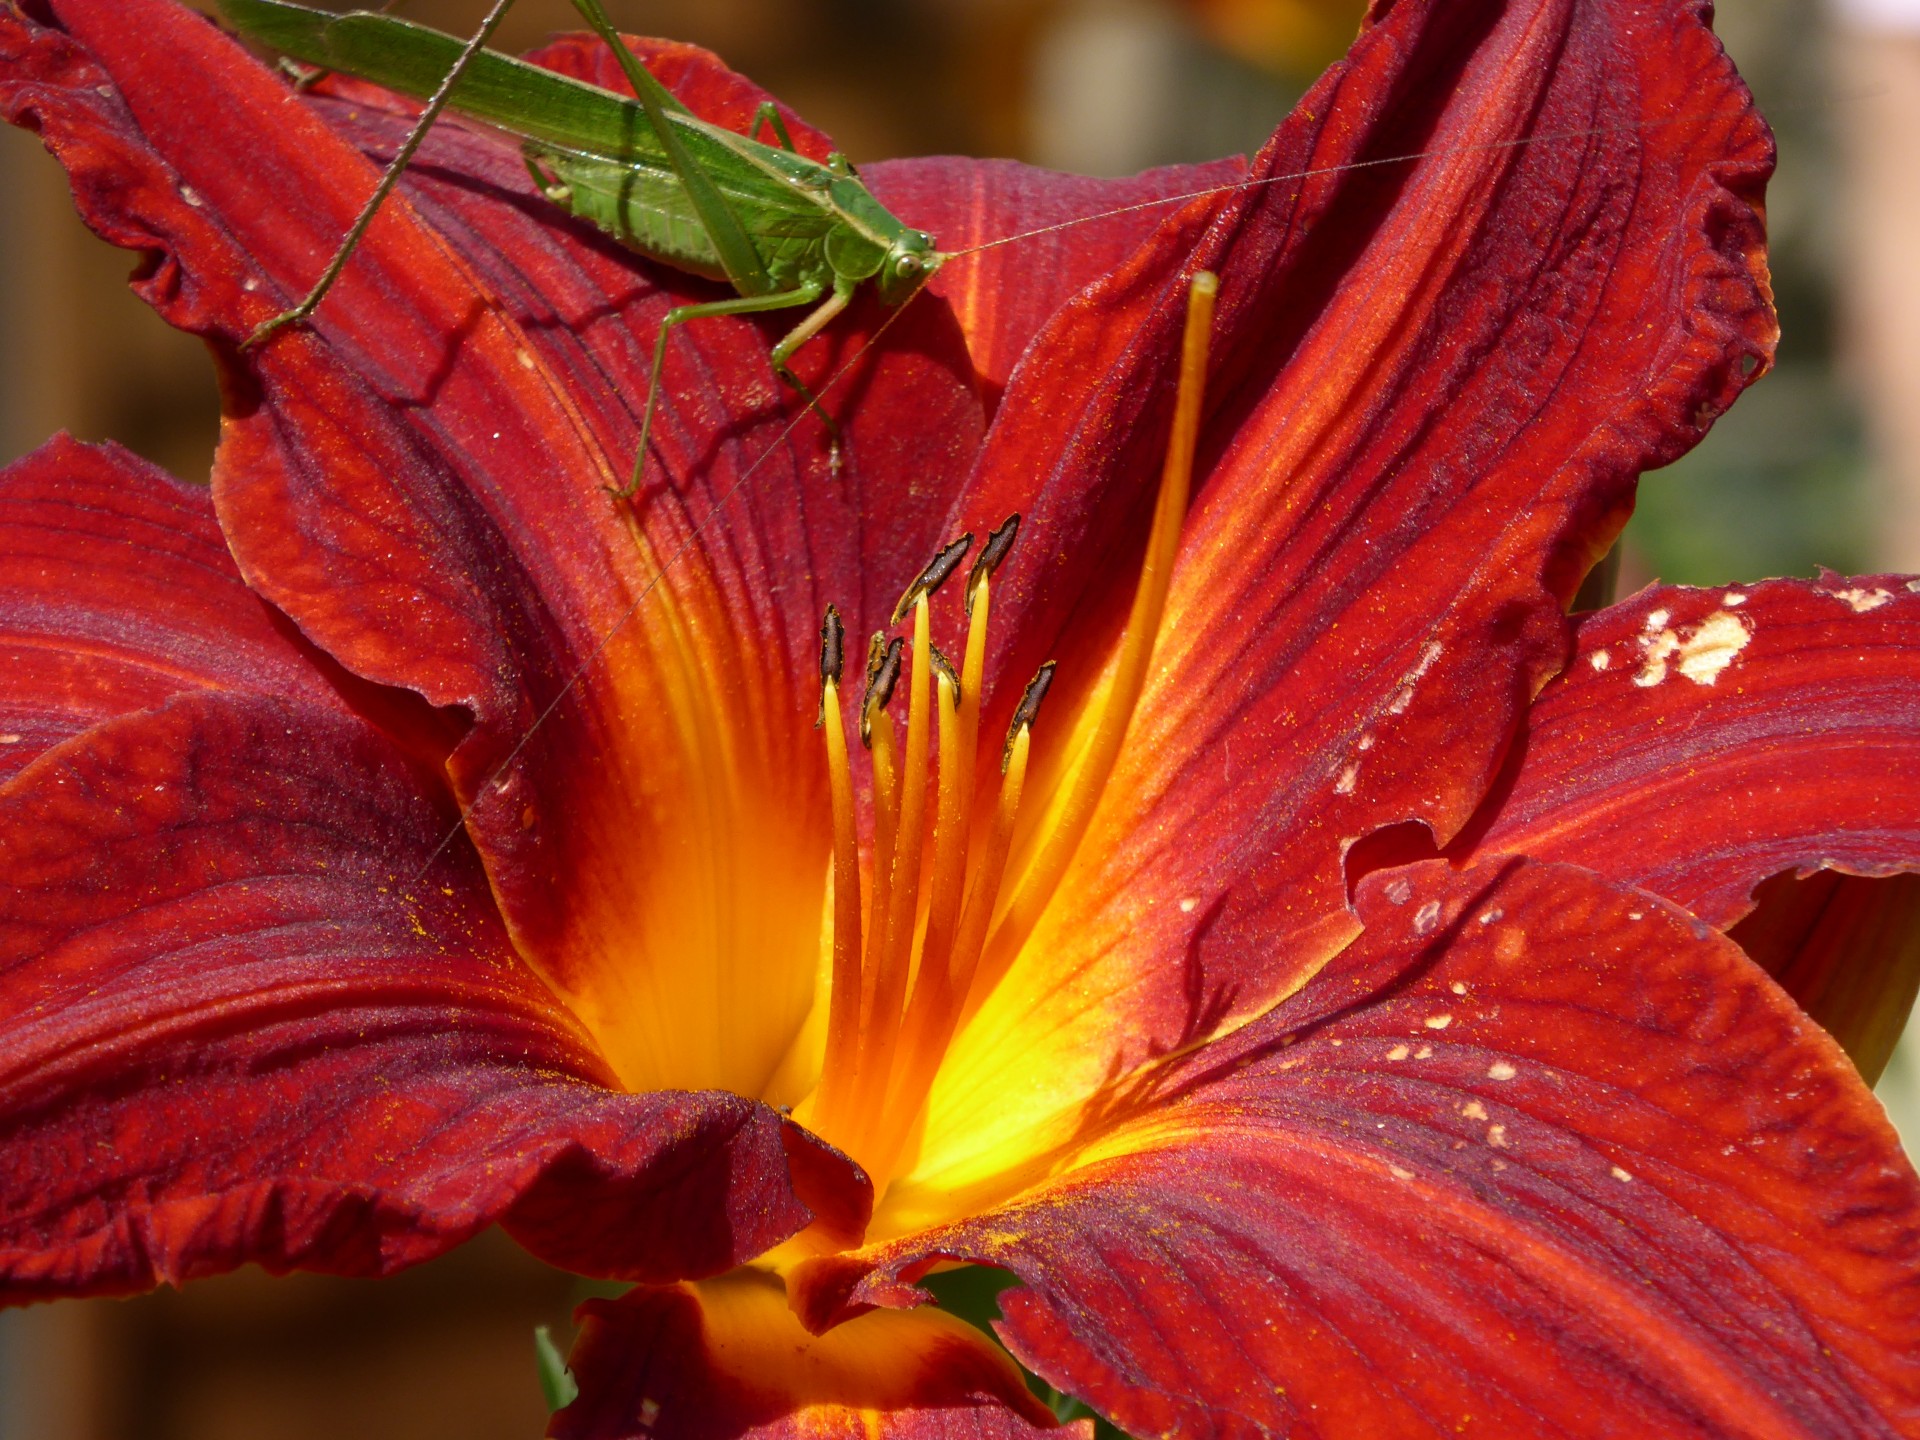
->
[2,0,1918,1434]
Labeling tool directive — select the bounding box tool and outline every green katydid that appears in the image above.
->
[215,0,945,495]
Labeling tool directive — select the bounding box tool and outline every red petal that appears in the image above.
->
[1458,577,1920,923]
[921,0,1777,1185]
[868,154,1246,402]
[553,1271,1067,1440]
[0,436,347,779]
[0,690,855,1301]
[802,860,1920,1438]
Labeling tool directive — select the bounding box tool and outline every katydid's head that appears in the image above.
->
[878,230,942,305]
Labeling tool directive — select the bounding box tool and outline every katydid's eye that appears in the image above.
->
[897,255,921,274]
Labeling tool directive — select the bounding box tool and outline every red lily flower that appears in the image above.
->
[3,0,1919,1434]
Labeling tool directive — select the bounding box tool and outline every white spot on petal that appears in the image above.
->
[1477,908,1502,926]
[1611,1165,1634,1183]
[1357,733,1375,751]
[1386,1044,1410,1061]
[1487,1124,1508,1148]
[0,734,19,744]
[1424,1014,1452,1030]
[1450,981,1468,996]
[1334,764,1358,795]
[1414,1045,1433,1059]
[1390,1165,1415,1181]
[1723,592,1747,607]
[1644,608,1670,631]
[1487,1060,1518,1081]
[1588,648,1610,671]
[1178,896,1198,914]
[1634,627,1679,686]
[1384,878,1413,906]
[181,185,204,207]
[1461,1101,1490,1121]
[1830,586,1893,612]
[1414,899,1442,933]
[1674,610,1751,685]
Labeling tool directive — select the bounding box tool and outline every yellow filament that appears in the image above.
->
[858,709,899,1045]
[869,722,1031,1182]
[893,579,988,1073]
[852,598,934,1145]
[812,679,863,1131]
[983,272,1217,987]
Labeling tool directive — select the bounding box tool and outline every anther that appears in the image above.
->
[965,514,1020,618]
[891,532,974,625]
[861,635,905,746]
[815,604,845,728]
[819,605,845,685]
[928,644,962,703]
[1004,661,1056,772]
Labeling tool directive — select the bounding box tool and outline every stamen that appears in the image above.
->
[965,514,1020,618]
[857,705,899,1043]
[891,532,974,625]
[815,605,845,728]
[986,271,1217,981]
[927,644,962,703]
[1002,661,1056,773]
[860,635,904,747]
[812,606,863,1129]
[866,659,1048,1180]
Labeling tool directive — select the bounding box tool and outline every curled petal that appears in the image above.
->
[1454,577,1920,1074]
[1459,577,1920,921]
[555,1270,1067,1440]
[0,437,351,778]
[801,860,1920,1438]
[0,691,855,1301]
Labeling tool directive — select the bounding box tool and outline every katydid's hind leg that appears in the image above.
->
[749,102,798,151]
[617,283,827,500]
[769,282,856,475]
[244,0,522,350]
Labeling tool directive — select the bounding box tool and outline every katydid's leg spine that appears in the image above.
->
[244,0,521,350]
[620,283,826,499]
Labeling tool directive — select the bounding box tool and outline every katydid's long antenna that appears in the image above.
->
[943,108,1755,262]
